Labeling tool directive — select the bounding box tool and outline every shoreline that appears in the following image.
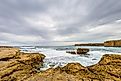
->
[0,47,121,81]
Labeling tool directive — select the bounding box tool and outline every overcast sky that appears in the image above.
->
[0,0,121,46]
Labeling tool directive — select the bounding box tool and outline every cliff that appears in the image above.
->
[28,54,121,81]
[75,43,104,46]
[104,40,121,47]
[0,48,45,81]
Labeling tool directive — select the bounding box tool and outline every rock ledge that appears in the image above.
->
[0,48,45,81]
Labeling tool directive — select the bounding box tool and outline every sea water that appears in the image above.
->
[20,46,121,70]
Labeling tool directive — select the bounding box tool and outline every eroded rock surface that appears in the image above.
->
[0,48,45,81]
[28,54,121,81]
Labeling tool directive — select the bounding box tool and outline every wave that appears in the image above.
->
[19,46,121,70]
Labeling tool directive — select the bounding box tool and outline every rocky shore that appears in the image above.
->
[0,48,45,81]
[28,54,121,81]
[0,47,121,81]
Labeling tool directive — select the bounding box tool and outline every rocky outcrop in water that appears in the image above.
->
[28,54,121,81]
[104,40,121,47]
[0,48,45,81]
[66,48,89,54]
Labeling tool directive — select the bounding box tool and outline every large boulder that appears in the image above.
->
[77,48,89,54]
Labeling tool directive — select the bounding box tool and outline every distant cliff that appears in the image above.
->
[104,40,121,47]
[75,43,104,46]
[75,39,121,47]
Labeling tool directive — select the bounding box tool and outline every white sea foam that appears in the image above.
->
[20,46,121,70]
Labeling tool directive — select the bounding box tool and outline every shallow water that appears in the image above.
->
[20,46,121,70]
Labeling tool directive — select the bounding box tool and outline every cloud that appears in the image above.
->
[0,0,121,45]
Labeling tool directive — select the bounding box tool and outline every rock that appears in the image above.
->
[0,48,19,61]
[75,43,104,46]
[0,46,13,48]
[0,48,45,81]
[66,51,76,54]
[28,54,121,81]
[104,39,121,47]
[66,48,89,54]
[77,48,89,54]
[62,63,85,74]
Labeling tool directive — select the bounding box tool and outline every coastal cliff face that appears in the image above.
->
[75,39,121,47]
[28,54,121,81]
[0,48,45,81]
[104,40,121,47]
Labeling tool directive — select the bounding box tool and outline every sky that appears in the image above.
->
[0,0,121,46]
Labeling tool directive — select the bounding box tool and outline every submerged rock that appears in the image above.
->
[0,48,45,81]
[28,54,121,81]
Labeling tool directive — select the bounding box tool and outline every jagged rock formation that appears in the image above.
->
[28,54,121,81]
[0,48,45,81]
[77,48,89,54]
[104,40,121,47]
[66,48,89,54]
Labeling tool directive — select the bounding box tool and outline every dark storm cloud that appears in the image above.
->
[0,0,121,45]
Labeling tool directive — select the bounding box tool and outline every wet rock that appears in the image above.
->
[66,51,76,54]
[66,48,89,54]
[77,48,89,54]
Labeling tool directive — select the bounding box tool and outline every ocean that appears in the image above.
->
[19,46,121,70]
